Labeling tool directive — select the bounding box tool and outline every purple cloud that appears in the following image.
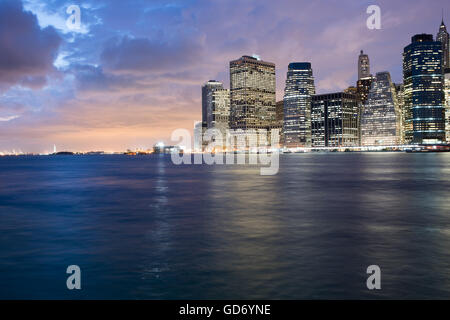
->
[0,0,61,89]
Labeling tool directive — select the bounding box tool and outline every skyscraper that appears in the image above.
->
[311,92,360,147]
[395,83,406,144]
[283,62,315,147]
[361,72,401,146]
[356,51,374,105]
[229,55,276,130]
[437,15,450,69]
[445,70,450,142]
[358,50,371,80]
[202,80,224,129]
[403,34,445,144]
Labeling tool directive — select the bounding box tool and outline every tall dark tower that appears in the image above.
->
[403,34,445,144]
[437,11,449,69]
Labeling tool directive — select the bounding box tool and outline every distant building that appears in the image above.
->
[403,34,445,144]
[206,85,230,133]
[276,100,284,123]
[358,50,371,80]
[311,92,360,147]
[344,86,358,95]
[445,70,450,142]
[361,72,401,146]
[202,80,224,129]
[193,121,203,152]
[153,142,181,154]
[283,62,315,147]
[356,77,374,104]
[275,100,284,143]
[356,50,374,105]
[437,17,450,69]
[395,83,406,144]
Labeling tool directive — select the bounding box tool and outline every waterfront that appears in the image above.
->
[1,153,450,299]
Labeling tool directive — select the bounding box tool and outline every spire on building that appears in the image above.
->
[437,11,450,69]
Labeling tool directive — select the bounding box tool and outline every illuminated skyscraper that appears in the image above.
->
[361,72,401,146]
[445,70,450,142]
[437,16,449,69]
[206,86,230,133]
[358,50,370,80]
[276,100,284,124]
[403,34,445,144]
[395,83,406,144]
[357,77,374,104]
[311,92,359,147]
[229,55,276,130]
[283,62,315,147]
[202,80,224,129]
[356,51,374,105]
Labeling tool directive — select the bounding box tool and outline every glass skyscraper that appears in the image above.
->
[361,72,401,146]
[311,92,359,147]
[283,62,315,147]
[403,34,445,144]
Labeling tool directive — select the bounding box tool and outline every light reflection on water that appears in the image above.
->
[1,153,450,299]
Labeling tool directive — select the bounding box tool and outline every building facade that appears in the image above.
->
[358,50,371,80]
[437,18,450,69]
[445,70,450,142]
[206,87,230,133]
[403,34,445,144]
[395,83,406,144]
[230,55,276,130]
[311,92,360,147]
[202,80,224,129]
[361,72,401,146]
[283,62,315,147]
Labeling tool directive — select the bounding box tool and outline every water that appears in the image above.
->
[1,153,450,299]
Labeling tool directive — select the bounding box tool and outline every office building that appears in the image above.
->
[229,55,276,130]
[361,72,401,146]
[403,34,445,144]
[283,62,315,147]
[358,50,371,80]
[311,92,360,147]
[445,69,450,142]
[437,16,450,69]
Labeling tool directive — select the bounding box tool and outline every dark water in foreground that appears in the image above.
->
[1,153,450,299]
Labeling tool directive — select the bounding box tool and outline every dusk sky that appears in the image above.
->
[0,0,448,153]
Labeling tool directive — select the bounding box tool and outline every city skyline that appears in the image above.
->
[0,0,449,153]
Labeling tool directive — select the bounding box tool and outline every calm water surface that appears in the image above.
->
[1,153,450,299]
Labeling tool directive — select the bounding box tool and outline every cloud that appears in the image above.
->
[101,34,205,74]
[0,115,20,122]
[0,0,61,89]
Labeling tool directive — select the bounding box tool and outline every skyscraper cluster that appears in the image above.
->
[201,17,450,149]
